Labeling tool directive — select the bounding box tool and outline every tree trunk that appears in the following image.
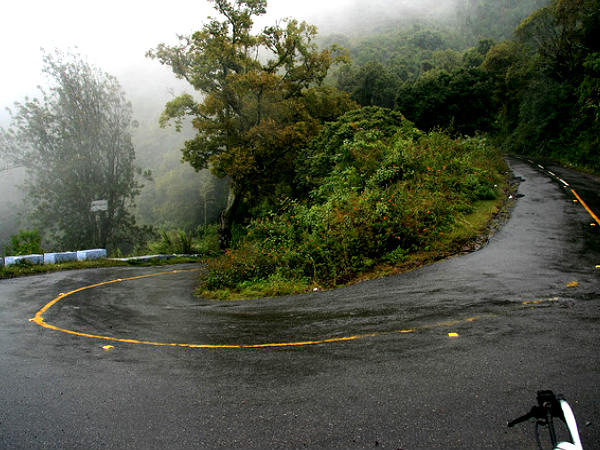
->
[218,185,239,250]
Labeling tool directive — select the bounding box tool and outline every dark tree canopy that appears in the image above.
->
[331,0,599,170]
[396,67,496,135]
[488,0,600,167]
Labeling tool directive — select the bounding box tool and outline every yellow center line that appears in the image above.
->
[530,159,599,226]
[31,268,200,321]
[29,269,492,349]
[571,189,600,226]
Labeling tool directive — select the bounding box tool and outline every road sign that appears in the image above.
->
[91,200,108,212]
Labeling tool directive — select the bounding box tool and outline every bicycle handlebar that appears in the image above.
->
[508,390,583,450]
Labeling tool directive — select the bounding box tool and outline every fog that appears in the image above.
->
[0,0,465,110]
[0,0,468,139]
[0,0,468,252]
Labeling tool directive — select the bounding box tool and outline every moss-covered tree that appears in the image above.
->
[148,0,354,247]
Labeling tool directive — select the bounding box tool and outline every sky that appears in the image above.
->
[0,0,458,123]
[0,0,357,111]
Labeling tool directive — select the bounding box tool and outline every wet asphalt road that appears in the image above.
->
[1,158,599,450]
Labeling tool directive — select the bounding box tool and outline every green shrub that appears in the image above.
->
[200,107,505,295]
[4,230,43,256]
[200,244,279,290]
[148,229,197,254]
[195,225,221,255]
[384,247,410,264]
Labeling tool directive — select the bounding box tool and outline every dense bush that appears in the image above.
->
[146,225,220,256]
[4,230,43,256]
[200,108,505,293]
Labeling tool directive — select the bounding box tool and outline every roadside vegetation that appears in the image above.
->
[145,226,220,256]
[3,229,44,256]
[0,50,146,253]
[199,107,508,299]
[0,228,208,280]
[2,0,596,299]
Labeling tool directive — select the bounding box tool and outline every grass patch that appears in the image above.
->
[198,274,314,301]
[434,197,503,251]
[354,192,509,283]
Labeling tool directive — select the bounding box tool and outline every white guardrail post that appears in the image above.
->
[3,249,107,266]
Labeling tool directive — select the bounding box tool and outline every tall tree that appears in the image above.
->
[0,50,142,251]
[395,66,496,135]
[493,0,600,166]
[336,61,400,108]
[515,0,600,80]
[147,0,354,247]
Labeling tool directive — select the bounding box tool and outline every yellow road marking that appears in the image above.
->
[571,189,600,226]
[522,300,543,305]
[29,269,491,349]
[537,163,599,226]
[522,297,559,306]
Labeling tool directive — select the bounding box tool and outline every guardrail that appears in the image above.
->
[0,250,200,267]
[1,249,107,267]
[108,254,199,263]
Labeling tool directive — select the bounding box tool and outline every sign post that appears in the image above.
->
[90,200,108,212]
[90,200,108,247]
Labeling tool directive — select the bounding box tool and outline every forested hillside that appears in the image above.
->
[131,113,229,232]
[454,0,550,42]
[333,0,599,171]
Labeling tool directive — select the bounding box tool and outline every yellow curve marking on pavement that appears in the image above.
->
[29,269,490,349]
[571,189,600,226]
[532,160,599,227]
[522,298,559,306]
